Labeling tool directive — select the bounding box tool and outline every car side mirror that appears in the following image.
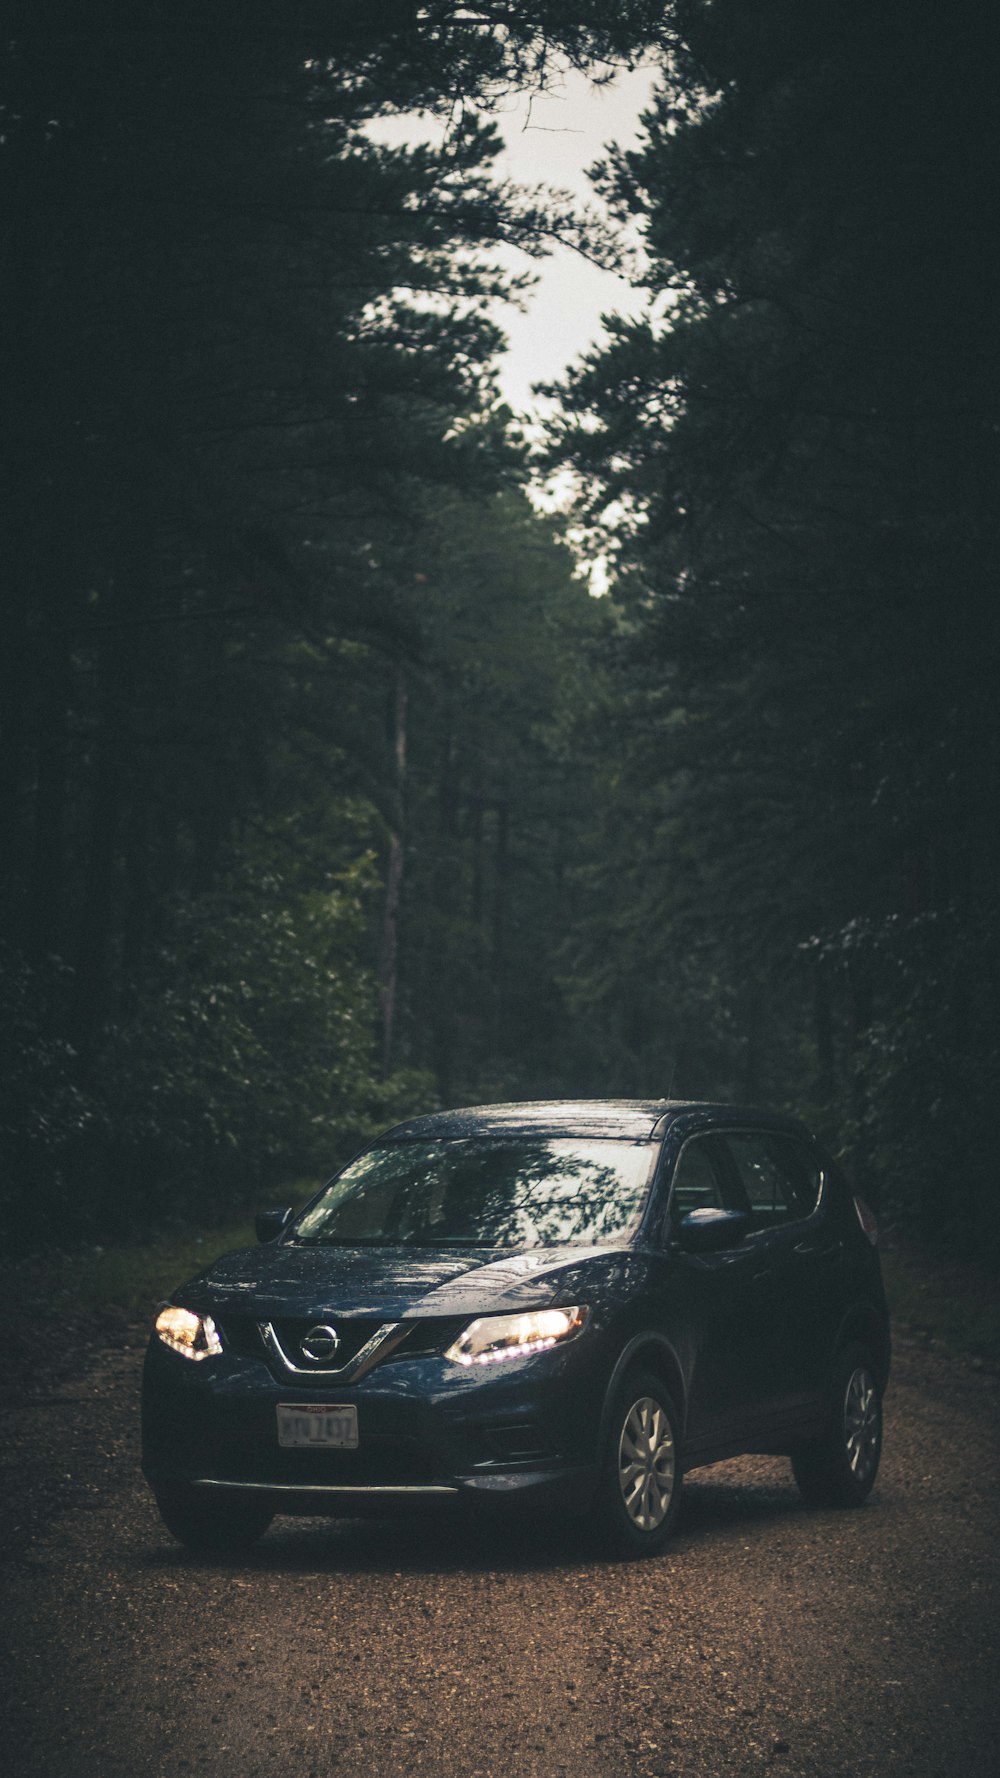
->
[674,1207,749,1253]
[255,1205,294,1244]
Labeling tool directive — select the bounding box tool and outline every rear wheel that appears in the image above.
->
[592,1368,682,1557]
[155,1486,273,1551]
[791,1342,882,1508]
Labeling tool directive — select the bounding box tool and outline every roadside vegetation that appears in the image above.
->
[3,5,997,1264]
[880,1248,1000,1371]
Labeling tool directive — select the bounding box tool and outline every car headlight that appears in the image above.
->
[154,1305,223,1361]
[444,1306,589,1367]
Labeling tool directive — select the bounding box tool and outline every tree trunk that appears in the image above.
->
[492,796,509,974]
[70,523,146,1053]
[741,986,762,1102]
[28,638,73,964]
[470,794,484,928]
[813,959,835,1112]
[848,965,874,1195]
[379,668,407,1078]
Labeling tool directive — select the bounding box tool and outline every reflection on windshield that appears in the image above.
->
[291,1138,655,1249]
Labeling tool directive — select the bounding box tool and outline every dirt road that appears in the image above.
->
[1,1333,997,1778]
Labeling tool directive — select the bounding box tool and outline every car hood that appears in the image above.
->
[181,1239,634,1321]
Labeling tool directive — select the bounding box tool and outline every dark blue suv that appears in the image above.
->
[142,1100,890,1556]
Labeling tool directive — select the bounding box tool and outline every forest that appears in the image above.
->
[2,2,997,1258]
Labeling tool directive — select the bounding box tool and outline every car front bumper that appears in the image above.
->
[141,1327,606,1515]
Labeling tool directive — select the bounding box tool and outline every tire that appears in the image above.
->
[592,1368,683,1558]
[791,1342,882,1508]
[155,1486,273,1552]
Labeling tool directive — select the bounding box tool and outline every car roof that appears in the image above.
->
[380,1099,806,1144]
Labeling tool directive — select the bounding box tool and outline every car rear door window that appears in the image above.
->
[724,1133,818,1227]
[767,1135,822,1217]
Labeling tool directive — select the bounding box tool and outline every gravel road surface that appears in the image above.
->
[1,1333,998,1778]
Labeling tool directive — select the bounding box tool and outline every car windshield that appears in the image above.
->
[290,1137,657,1249]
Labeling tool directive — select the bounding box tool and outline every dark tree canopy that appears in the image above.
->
[2,4,665,1243]
[3,1,997,1260]
[546,0,1000,1250]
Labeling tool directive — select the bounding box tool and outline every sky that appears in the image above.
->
[485,62,658,414]
[368,62,659,420]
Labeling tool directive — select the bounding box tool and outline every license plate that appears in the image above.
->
[277,1403,359,1449]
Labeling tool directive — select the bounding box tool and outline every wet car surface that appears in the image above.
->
[142,1098,890,1555]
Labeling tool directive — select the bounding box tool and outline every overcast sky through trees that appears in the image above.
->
[369,61,658,417]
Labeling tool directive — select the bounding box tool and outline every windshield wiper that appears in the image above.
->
[288,1235,399,1248]
[399,1236,506,1248]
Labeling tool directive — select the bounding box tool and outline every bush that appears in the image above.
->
[0,863,436,1251]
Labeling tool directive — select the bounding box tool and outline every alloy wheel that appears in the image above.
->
[618,1394,676,1531]
[843,1365,879,1484]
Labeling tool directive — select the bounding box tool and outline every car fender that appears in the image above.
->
[597,1332,689,1458]
[830,1299,892,1394]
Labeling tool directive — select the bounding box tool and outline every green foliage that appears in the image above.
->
[1,841,440,1251]
[1,13,640,1249]
[7,3,994,1266]
[0,16,546,1245]
[546,0,1000,1251]
[392,486,607,1101]
[103,860,376,1180]
[0,946,101,1239]
[0,1219,265,1328]
[880,1249,1000,1370]
[825,911,1000,1259]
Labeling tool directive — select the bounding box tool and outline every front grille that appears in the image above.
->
[216,1314,470,1370]
[267,1316,386,1369]
[392,1317,469,1358]
[217,1316,263,1358]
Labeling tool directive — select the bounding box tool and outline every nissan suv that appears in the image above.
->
[142,1099,890,1557]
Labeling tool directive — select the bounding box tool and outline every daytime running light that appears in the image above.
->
[445,1306,588,1367]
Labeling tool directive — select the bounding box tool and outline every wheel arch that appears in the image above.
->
[834,1302,891,1394]
[598,1334,688,1452]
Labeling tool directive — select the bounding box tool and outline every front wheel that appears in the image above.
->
[155,1486,273,1552]
[791,1342,882,1508]
[592,1368,683,1558]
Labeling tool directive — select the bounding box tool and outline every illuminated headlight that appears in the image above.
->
[155,1305,223,1361]
[444,1306,588,1367]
